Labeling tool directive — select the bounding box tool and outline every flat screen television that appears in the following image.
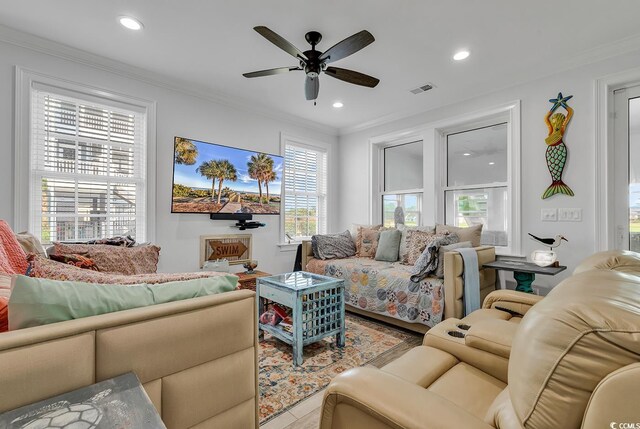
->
[171,136,282,217]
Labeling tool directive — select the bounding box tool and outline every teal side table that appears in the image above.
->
[257,271,345,366]
[482,261,567,293]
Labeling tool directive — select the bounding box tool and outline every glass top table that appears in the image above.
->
[257,271,345,366]
[258,271,340,291]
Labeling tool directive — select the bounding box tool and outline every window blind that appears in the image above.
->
[30,87,147,243]
[284,143,327,239]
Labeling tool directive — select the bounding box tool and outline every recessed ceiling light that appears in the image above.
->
[119,16,143,31]
[463,152,471,156]
[332,101,344,108]
[489,161,495,165]
[453,50,470,61]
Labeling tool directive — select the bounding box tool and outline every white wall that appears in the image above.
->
[337,48,640,288]
[0,39,338,274]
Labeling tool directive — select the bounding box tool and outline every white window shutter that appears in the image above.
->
[283,143,328,240]
[30,88,147,243]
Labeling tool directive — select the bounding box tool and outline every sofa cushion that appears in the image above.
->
[49,253,100,271]
[427,362,505,419]
[8,273,238,330]
[0,220,28,275]
[312,230,356,260]
[573,249,640,275]
[397,224,435,263]
[15,231,47,257]
[374,229,402,262]
[405,229,435,265]
[508,269,640,428]
[436,224,483,247]
[356,226,382,258]
[52,243,160,275]
[381,345,458,387]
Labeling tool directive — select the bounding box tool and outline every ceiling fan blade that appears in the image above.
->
[305,76,319,100]
[324,67,379,88]
[243,67,300,78]
[254,26,307,61]
[318,30,374,64]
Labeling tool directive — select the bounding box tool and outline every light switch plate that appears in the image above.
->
[558,208,582,222]
[541,208,557,222]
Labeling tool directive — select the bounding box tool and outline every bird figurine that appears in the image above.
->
[528,233,568,250]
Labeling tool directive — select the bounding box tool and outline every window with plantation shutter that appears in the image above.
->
[30,86,147,244]
[283,143,327,240]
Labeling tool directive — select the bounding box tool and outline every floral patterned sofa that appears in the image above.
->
[302,242,496,333]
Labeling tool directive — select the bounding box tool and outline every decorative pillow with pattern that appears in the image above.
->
[312,230,357,260]
[405,229,436,265]
[49,253,100,271]
[53,243,160,275]
[356,225,382,257]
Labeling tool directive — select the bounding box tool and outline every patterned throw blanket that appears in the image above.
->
[26,255,237,285]
[306,257,445,327]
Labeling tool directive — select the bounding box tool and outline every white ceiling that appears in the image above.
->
[1,1,640,133]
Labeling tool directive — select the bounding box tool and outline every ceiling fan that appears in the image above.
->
[243,26,380,102]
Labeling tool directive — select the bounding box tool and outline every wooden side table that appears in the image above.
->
[257,272,345,366]
[236,270,271,291]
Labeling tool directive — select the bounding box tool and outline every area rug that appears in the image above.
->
[258,313,422,424]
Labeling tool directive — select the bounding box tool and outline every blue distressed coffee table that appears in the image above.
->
[257,271,345,366]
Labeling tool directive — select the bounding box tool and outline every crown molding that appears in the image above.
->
[339,32,640,136]
[0,24,338,137]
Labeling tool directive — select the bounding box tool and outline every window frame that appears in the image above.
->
[379,140,424,227]
[14,67,157,242]
[436,105,521,256]
[280,133,332,244]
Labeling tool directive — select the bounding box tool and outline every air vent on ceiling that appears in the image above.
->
[410,83,435,94]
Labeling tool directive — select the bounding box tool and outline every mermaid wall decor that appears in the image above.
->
[542,92,575,199]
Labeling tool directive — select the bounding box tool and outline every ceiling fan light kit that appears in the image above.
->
[243,26,380,103]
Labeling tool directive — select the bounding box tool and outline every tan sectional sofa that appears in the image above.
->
[302,241,497,333]
[0,289,258,429]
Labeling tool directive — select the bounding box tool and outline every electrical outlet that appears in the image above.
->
[541,208,557,222]
[558,208,582,222]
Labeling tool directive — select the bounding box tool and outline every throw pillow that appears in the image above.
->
[435,241,473,278]
[405,230,436,265]
[0,296,8,333]
[49,253,100,271]
[0,273,11,300]
[312,230,357,260]
[375,229,402,262]
[15,231,47,257]
[350,224,382,245]
[410,233,459,282]
[8,273,238,330]
[356,226,383,258]
[435,224,483,247]
[0,220,28,275]
[53,243,160,275]
[397,224,436,263]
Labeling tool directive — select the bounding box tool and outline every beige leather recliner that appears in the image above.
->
[319,251,640,429]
